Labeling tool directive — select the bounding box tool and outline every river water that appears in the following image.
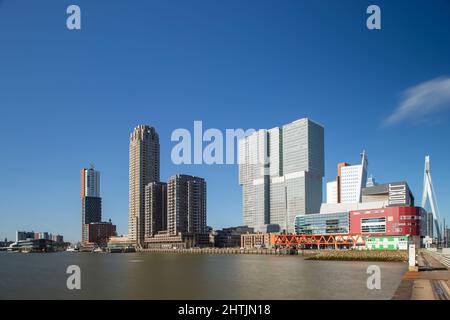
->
[0,252,406,299]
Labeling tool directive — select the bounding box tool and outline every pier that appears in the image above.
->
[140,247,409,261]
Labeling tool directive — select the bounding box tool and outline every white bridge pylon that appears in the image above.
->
[421,155,442,239]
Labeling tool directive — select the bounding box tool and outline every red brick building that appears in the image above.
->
[87,221,117,245]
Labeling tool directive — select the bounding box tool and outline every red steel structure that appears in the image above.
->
[271,233,368,248]
[274,206,424,248]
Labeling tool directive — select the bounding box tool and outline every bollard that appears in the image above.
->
[408,244,418,272]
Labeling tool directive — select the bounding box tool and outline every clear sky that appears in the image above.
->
[1,0,450,243]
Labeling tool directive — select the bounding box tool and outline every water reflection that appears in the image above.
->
[0,252,406,299]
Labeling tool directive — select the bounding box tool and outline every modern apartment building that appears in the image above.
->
[52,234,64,243]
[128,125,160,244]
[16,231,35,242]
[144,181,167,238]
[167,174,207,236]
[423,212,434,238]
[238,118,324,233]
[335,162,350,203]
[326,151,368,204]
[80,167,102,243]
[340,151,368,203]
[80,167,100,198]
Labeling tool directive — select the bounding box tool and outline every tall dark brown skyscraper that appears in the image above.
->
[167,174,207,236]
[144,181,167,238]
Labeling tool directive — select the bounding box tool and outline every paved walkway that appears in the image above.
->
[392,251,450,300]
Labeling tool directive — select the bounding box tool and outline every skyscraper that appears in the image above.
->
[238,129,271,228]
[426,212,434,238]
[129,125,160,244]
[167,174,207,236]
[325,152,369,205]
[80,167,100,198]
[144,181,167,238]
[327,151,370,203]
[336,162,350,203]
[238,118,324,233]
[81,166,102,243]
[339,151,368,203]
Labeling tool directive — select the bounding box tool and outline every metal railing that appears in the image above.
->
[426,248,450,268]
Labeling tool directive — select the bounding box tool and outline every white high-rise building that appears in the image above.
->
[238,118,324,233]
[81,166,100,197]
[238,129,270,228]
[129,125,160,244]
[326,181,338,204]
[339,151,368,203]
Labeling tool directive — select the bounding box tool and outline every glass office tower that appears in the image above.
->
[239,118,324,233]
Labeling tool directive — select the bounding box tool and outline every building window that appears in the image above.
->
[361,217,386,234]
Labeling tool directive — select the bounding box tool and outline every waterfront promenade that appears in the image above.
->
[393,249,450,300]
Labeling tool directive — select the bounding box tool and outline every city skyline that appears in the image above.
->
[1,1,450,243]
[2,118,445,244]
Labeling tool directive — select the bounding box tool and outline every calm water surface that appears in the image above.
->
[0,252,406,299]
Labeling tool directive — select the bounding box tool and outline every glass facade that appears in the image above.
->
[239,119,324,233]
[238,130,270,228]
[269,178,287,231]
[295,212,349,235]
[285,173,306,232]
[361,217,386,233]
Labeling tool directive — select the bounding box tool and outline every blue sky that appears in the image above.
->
[1,0,450,243]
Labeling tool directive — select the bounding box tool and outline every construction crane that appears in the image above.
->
[421,155,442,243]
